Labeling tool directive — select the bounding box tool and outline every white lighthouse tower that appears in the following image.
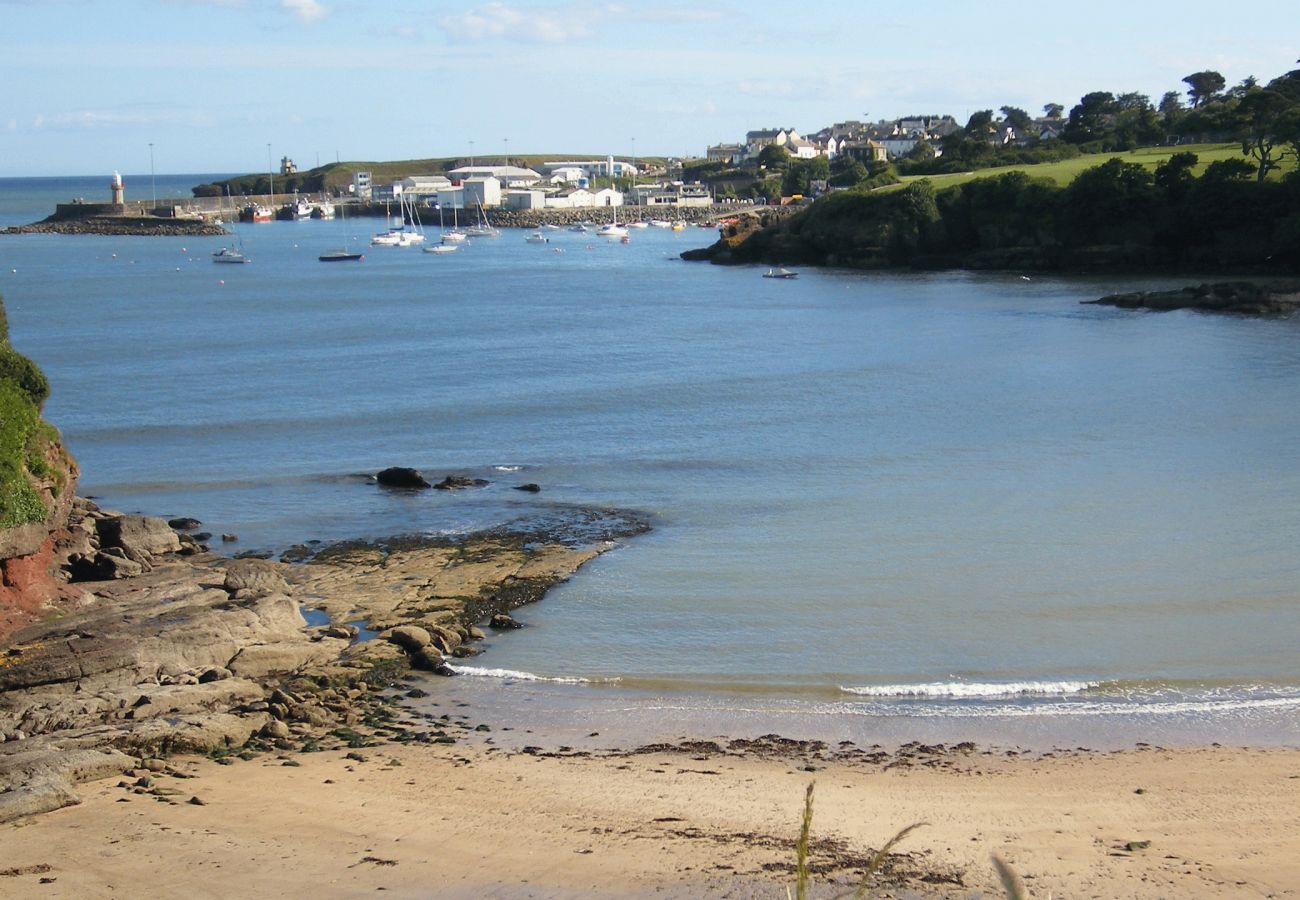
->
[109,171,125,206]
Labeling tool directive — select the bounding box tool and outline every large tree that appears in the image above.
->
[965,109,995,135]
[1236,88,1296,181]
[1000,105,1032,132]
[1042,102,1064,119]
[1183,70,1226,108]
[1064,91,1118,143]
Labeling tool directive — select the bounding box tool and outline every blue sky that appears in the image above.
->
[1,0,1297,176]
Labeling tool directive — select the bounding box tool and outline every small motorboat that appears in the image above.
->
[762,267,798,279]
[525,232,549,244]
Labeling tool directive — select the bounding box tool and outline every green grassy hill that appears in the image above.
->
[888,143,1287,192]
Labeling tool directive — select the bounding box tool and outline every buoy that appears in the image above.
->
[175,267,181,271]
[218,279,225,285]
[181,247,187,252]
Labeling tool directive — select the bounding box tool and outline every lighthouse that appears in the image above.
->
[109,171,124,206]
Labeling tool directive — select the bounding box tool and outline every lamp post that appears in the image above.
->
[503,137,509,167]
[267,143,274,203]
[631,137,637,206]
[469,140,475,168]
[148,142,156,208]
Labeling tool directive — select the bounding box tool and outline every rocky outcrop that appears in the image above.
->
[1085,281,1300,315]
[376,466,431,489]
[1,509,648,823]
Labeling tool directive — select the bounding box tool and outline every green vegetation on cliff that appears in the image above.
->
[698,153,1300,273]
[0,297,60,528]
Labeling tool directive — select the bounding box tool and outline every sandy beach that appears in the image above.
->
[4,733,1298,898]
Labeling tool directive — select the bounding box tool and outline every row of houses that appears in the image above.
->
[708,113,1069,165]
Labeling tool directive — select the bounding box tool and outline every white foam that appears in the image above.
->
[839,680,1099,699]
[492,465,525,472]
[446,664,615,685]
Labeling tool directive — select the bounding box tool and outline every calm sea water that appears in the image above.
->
[3,175,1298,749]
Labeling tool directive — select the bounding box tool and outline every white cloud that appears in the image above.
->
[281,0,326,23]
[28,109,215,131]
[441,2,591,43]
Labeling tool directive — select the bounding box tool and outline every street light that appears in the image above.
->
[503,137,509,167]
[267,143,274,203]
[631,137,637,205]
[469,140,475,168]
[148,142,156,208]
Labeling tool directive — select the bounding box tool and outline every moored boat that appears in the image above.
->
[762,267,798,279]
[212,246,250,264]
[318,249,363,262]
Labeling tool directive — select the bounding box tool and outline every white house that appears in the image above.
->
[543,186,624,208]
[547,166,587,185]
[447,165,542,187]
[540,158,636,179]
[785,135,819,159]
[463,177,502,208]
[627,182,711,207]
[400,175,452,202]
[504,190,546,210]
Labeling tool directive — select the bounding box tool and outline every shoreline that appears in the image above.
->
[3,499,1298,895]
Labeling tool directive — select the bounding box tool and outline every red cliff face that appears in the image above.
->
[0,440,79,643]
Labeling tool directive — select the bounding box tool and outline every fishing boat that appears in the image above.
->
[311,200,336,220]
[239,203,273,223]
[525,232,549,244]
[762,267,798,279]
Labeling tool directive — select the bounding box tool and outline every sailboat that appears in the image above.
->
[213,188,251,263]
[319,199,364,261]
[423,204,460,254]
[442,204,467,243]
[465,200,499,238]
[371,195,425,246]
[596,202,628,237]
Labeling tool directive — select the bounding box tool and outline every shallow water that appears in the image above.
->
[3,176,1299,747]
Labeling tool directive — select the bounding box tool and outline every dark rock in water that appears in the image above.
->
[221,533,239,543]
[433,474,489,490]
[232,549,273,560]
[280,544,313,563]
[376,467,431,489]
[513,483,542,493]
[1086,281,1300,315]
[489,613,522,630]
[192,532,212,542]
[168,517,203,531]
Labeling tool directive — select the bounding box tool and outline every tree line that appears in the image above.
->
[708,148,1300,273]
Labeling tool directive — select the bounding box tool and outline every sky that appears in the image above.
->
[1,0,1297,177]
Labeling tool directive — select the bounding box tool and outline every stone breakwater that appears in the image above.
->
[2,217,227,237]
[0,493,647,823]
